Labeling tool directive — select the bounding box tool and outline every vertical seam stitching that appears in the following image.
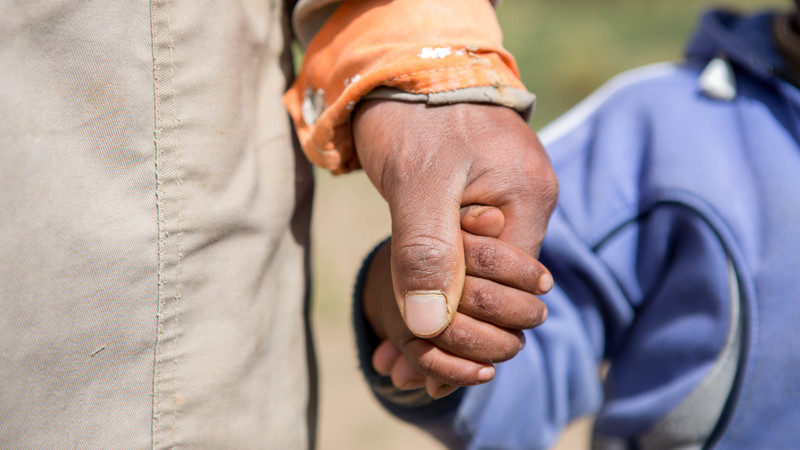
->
[150,0,165,447]
[164,0,182,444]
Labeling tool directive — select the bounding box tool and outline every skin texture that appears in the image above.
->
[353,100,558,397]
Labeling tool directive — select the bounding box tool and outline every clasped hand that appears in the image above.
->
[353,100,558,398]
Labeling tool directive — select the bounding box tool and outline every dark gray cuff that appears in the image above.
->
[364,86,537,121]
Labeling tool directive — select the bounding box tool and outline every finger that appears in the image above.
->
[391,356,427,391]
[430,312,525,363]
[459,275,548,330]
[400,338,495,386]
[373,340,403,376]
[463,232,554,294]
[460,205,504,238]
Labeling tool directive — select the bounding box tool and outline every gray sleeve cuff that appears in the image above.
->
[364,86,537,121]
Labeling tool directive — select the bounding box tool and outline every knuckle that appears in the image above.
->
[536,169,559,211]
[439,324,479,354]
[393,235,458,281]
[514,150,558,205]
[468,282,501,316]
[470,242,501,274]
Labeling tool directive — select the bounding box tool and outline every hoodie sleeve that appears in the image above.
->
[284,0,535,173]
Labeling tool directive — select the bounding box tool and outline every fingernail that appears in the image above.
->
[538,271,554,293]
[477,366,495,382]
[471,206,491,218]
[403,291,448,337]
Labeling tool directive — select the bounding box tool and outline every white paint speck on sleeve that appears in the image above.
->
[418,47,452,59]
[344,74,362,87]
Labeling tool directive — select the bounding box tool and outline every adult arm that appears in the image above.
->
[285,0,557,338]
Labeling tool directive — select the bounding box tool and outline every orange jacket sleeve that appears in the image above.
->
[283,0,532,173]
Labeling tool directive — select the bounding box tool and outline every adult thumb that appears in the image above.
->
[387,191,465,339]
[352,99,475,339]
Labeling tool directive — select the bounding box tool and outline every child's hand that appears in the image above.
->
[362,205,553,398]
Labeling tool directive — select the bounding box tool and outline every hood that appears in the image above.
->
[685,9,788,83]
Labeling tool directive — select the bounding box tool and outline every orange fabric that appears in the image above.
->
[283,0,527,173]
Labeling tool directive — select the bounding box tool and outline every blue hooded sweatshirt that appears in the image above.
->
[354,9,800,449]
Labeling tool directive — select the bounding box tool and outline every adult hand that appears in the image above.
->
[362,205,552,398]
[353,100,558,339]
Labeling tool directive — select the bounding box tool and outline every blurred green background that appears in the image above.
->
[310,1,788,449]
[504,0,787,130]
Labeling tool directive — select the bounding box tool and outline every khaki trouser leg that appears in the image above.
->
[0,1,314,448]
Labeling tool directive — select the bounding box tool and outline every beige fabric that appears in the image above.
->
[0,1,314,448]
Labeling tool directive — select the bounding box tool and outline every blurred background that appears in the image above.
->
[309,0,786,448]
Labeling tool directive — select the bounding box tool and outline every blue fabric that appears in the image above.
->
[453,9,800,449]
[357,9,800,449]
